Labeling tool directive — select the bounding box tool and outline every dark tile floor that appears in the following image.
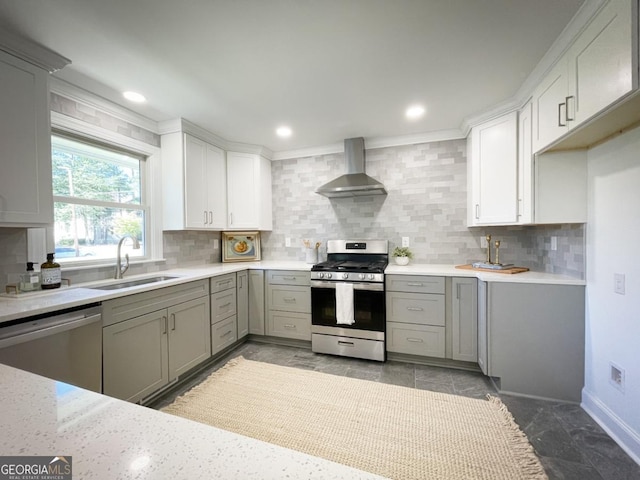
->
[150,341,640,480]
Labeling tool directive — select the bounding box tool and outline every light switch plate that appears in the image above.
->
[614,273,625,295]
[402,237,410,248]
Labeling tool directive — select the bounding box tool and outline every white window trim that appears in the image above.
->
[42,111,164,269]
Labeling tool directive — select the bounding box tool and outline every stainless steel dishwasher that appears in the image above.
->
[0,304,102,392]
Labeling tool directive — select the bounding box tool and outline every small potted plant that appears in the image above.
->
[392,246,413,266]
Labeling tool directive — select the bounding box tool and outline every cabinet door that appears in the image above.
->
[532,58,569,152]
[204,143,227,229]
[249,270,265,335]
[237,271,249,338]
[451,278,478,363]
[184,134,208,229]
[103,311,169,402]
[477,281,488,375]
[184,134,226,229]
[568,0,634,125]
[517,102,533,224]
[468,112,518,225]
[168,296,211,380]
[0,51,53,225]
[227,152,272,230]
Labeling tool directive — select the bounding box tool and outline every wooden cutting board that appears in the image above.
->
[455,264,530,274]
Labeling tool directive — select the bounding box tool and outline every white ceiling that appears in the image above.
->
[0,0,585,154]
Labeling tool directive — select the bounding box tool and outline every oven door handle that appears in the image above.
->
[310,281,384,292]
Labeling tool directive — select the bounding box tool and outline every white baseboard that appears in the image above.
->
[581,388,640,465]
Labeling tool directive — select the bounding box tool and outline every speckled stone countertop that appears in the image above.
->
[0,363,384,479]
[0,260,583,324]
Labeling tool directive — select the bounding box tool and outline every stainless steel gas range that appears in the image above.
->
[310,240,388,362]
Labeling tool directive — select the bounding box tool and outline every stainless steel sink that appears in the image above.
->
[89,275,180,291]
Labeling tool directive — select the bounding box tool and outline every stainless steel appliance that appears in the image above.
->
[311,240,388,361]
[0,305,102,392]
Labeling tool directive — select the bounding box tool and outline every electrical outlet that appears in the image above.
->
[614,273,625,295]
[609,362,625,392]
[402,237,410,248]
[213,239,219,249]
[285,237,291,247]
[550,236,557,251]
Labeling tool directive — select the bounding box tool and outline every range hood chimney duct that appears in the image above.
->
[315,137,387,198]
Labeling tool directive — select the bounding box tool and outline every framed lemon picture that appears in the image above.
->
[222,231,261,262]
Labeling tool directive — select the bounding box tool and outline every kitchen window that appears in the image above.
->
[51,134,148,263]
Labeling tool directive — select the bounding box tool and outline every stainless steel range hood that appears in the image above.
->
[315,137,387,198]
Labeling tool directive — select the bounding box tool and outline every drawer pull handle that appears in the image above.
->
[221,330,233,337]
[218,280,232,285]
[283,297,296,303]
[407,337,424,343]
[221,302,232,308]
[407,283,424,287]
[338,341,354,347]
[282,276,296,281]
[283,324,296,329]
[406,307,424,311]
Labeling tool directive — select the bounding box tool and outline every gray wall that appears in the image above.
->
[263,139,584,278]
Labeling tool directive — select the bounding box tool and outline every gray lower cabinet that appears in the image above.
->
[451,277,477,363]
[248,270,265,335]
[237,270,249,338]
[102,280,211,403]
[266,270,311,341]
[386,275,446,358]
[480,281,585,402]
[210,273,238,355]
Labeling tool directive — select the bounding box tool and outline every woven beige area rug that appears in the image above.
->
[162,356,547,480]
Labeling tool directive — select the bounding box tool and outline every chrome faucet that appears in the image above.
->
[115,235,141,279]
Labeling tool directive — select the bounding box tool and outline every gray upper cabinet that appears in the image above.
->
[0,50,53,226]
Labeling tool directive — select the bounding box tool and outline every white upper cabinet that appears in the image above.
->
[467,111,518,226]
[567,0,634,125]
[161,132,227,230]
[533,0,636,152]
[532,58,570,153]
[0,50,53,226]
[226,152,272,231]
[517,102,533,224]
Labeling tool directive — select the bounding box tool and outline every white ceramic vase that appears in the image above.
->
[394,256,410,266]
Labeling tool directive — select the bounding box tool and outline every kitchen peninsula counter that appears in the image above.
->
[0,363,382,480]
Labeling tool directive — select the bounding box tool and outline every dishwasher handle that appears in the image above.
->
[0,308,102,349]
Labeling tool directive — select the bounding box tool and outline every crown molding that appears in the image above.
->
[50,77,159,133]
[0,29,70,73]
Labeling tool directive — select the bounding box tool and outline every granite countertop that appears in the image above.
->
[0,363,383,480]
[0,260,583,324]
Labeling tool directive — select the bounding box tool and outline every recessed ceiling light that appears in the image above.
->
[123,91,146,103]
[406,105,426,119]
[276,126,292,138]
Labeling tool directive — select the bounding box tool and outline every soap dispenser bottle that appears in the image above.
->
[41,253,62,289]
[19,262,41,292]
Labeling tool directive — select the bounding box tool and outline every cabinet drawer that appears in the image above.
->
[266,311,311,340]
[212,315,237,355]
[210,273,237,293]
[386,275,445,294]
[386,322,445,358]
[211,289,237,323]
[267,270,310,286]
[386,292,445,326]
[267,285,310,313]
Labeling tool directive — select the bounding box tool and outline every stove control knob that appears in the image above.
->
[358,273,365,280]
[326,273,332,279]
[369,274,375,280]
[342,273,349,279]
[318,272,325,279]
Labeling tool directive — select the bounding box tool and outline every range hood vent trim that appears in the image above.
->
[315,137,388,198]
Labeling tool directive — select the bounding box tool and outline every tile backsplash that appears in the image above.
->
[263,139,584,278]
